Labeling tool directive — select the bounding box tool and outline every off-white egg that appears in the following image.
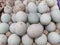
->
[35,34,47,45]
[28,13,39,24]
[1,13,11,23]
[38,1,49,13]
[46,0,55,7]
[51,10,60,23]
[8,34,20,45]
[27,2,37,13]
[48,32,60,45]
[14,22,27,36]
[0,34,7,45]
[15,11,27,22]
[22,34,33,45]
[4,5,12,14]
[0,23,9,33]
[10,23,16,33]
[45,22,56,32]
[27,24,43,38]
[40,13,51,25]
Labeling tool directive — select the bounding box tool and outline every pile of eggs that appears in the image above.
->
[0,0,60,45]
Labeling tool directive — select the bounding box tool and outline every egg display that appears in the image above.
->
[0,0,60,45]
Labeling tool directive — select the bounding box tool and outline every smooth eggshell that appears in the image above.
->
[0,34,7,45]
[14,22,27,36]
[27,24,43,38]
[15,11,27,22]
[45,22,56,32]
[0,23,9,33]
[35,34,47,45]
[22,34,33,45]
[8,34,20,45]
[48,32,60,45]
[1,13,11,23]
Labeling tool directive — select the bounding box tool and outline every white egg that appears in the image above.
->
[22,34,33,45]
[27,24,43,38]
[1,13,11,23]
[15,11,27,22]
[48,32,60,45]
[14,22,27,36]
[56,23,60,30]
[0,34,7,45]
[38,1,48,13]
[4,5,12,14]
[28,13,39,24]
[45,22,56,32]
[35,34,47,45]
[27,2,37,13]
[10,23,16,33]
[40,13,51,25]
[8,34,20,45]
[51,10,60,23]
[0,23,9,33]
